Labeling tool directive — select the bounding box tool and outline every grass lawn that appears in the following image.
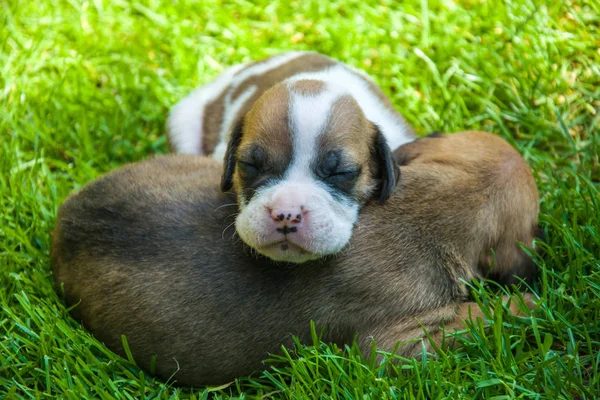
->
[1,0,599,398]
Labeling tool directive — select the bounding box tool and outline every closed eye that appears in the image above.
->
[239,160,259,170]
[238,161,260,180]
[324,169,361,189]
[328,169,360,178]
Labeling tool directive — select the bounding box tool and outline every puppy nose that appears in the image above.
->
[267,187,311,233]
[268,201,307,234]
[271,208,304,224]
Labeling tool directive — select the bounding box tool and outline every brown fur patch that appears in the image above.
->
[289,79,326,96]
[231,83,293,191]
[201,96,226,155]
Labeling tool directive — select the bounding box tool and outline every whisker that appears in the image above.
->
[354,221,376,236]
[228,230,239,241]
[232,235,244,245]
[213,203,238,212]
[221,221,237,239]
[224,212,239,220]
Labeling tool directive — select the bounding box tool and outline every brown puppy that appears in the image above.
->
[52,131,540,387]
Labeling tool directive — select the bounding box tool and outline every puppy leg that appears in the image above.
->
[364,294,536,360]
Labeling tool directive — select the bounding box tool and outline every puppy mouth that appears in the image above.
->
[260,239,311,255]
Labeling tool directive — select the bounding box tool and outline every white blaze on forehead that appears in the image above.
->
[286,65,413,150]
[286,83,345,181]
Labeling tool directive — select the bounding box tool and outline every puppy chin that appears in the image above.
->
[256,241,322,263]
[234,185,357,264]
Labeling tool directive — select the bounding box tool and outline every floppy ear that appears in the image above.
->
[371,124,400,203]
[393,131,446,166]
[221,117,245,192]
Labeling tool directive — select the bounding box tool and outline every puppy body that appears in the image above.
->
[168,52,415,263]
[52,131,540,386]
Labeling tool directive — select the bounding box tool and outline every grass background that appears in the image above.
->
[1,0,599,398]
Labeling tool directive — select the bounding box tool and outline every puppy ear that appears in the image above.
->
[221,117,245,192]
[393,131,446,166]
[371,124,400,202]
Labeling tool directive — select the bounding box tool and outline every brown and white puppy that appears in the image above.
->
[168,51,416,263]
[52,131,541,387]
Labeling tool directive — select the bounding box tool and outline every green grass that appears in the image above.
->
[1,0,599,398]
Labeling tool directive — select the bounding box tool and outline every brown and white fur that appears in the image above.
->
[168,52,416,263]
[52,131,541,387]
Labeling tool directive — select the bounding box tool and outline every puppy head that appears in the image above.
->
[221,80,399,263]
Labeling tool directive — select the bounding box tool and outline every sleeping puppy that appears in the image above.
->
[168,51,416,263]
[52,131,541,387]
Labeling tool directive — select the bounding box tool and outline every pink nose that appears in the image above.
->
[268,198,308,234]
[271,208,303,224]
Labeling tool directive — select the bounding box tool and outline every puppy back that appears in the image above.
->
[52,155,226,305]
